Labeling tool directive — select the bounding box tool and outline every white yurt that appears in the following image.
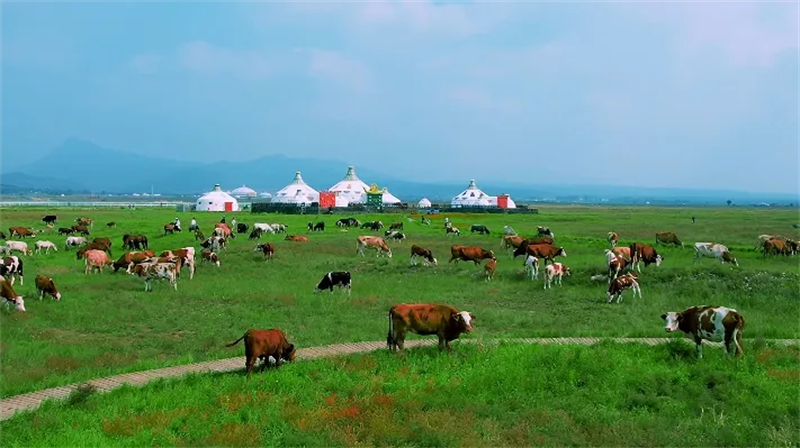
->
[196,183,239,212]
[328,166,402,205]
[230,185,257,198]
[272,171,319,206]
[418,198,432,208]
[380,189,402,205]
[451,179,492,207]
[258,191,273,199]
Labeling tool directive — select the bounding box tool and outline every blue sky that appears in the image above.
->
[2,1,798,193]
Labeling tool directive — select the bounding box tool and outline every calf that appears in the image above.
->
[34,240,58,255]
[1,256,24,285]
[484,258,497,281]
[201,250,221,267]
[0,279,26,312]
[661,306,745,359]
[35,275,62,301]
[410,245,438,266]
[449,246,495,265]
[606,273,641,303]
[470,224,490,235]
[693,242,739,266]
[544,263,570,289]
[84,249,113,274]
[607,231,619,247]
[225,329,297,377]
[387,303,474,352]
[285,235,309,242]
[130,262,178,292]
[524,255,539,280]
[254,243,275,260]
[314,271,352,294]
[357,236,392,258]
[4,241,32,256]
[656,231,683,247]
[629,242,663,273]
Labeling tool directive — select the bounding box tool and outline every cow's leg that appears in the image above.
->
[694,337,703,359]
[245,356,257,378]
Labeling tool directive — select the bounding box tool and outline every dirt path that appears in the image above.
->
[2,337,797,421]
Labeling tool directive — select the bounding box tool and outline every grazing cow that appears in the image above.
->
[387,303,474,352]
[655,231,683,247]
[58,227,74,236]
[307,221,325,232]
[612,246,632,261]
[271,223,288,234]
[544,263,570,289]
[42,215,58,225]
[1,256,24,285]
[755,234,777,250]
[160,248,196,279]
[521,244,566,266]
[201,250,221,267]
[107,222,117,228]
[236,223,249,234]
[195,229,206,241]
[763,238,791,257]
[130,262,178,292]
[389,222,404,231]
[76,217,94,228]
[254,243,275,260]
[629,243,663,273]
[71,225,90,236]
[123,234,148,251]
[357,236,392,258]
[84,249,113,274]
[446,226,461,236]
[248,228,262,240]
[537,226,554,238]
[225,329,297,377]
[34,241,58,254]
[661,306,745,359]
[470,225,490,235]
[314,271,352,294]
[215,223,234,239]
[786,239,799,255]
[285,235,309,243]
[252,223,276,235]
[35,275,61,301]
[524,255,540,281]
[410,245,438,266]
[336,217,360,228]
[93,237,112,248]
[164,223,179,235]
[1,279,26,312]
[112,251,156,273]
[503,225,517,236]
[511,238,556,258]
[65,236,88,250]
[607,231,619,247]
[484,258,497,281]
[693,242,739,266]
[4,241,32,256]
[607,273,641,303]
[201,236,226,252]
[385,231,406,242]
[361,220,384,231]
[9,227,36,239]
[449,246,495,265]
[502,235,526,252]
[77,242,112,260]
[607,252,629,284]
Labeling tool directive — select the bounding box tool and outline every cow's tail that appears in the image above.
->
[225,332,247,348]
[386,309,395,350]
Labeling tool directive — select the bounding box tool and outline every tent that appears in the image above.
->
[418,198,432,208]
[451,179,492,207]
[327,166,402,206]
[230,185,257,198]
[272,171,319,206]
[196,184,239,212]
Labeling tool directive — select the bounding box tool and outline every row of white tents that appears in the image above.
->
[195,166,516,211]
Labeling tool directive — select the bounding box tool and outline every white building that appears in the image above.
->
[418,198,432,208]
[196,183,239,212]
[258,192,273,200]
[272,171,319,206]
[230,185,257,198]
[450,179,517,208]
[327,166,402,206]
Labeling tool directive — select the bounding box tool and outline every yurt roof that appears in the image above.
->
[230,185,257,195]
[452,179,491,205]
[418,198,432,207]
[381,189,402,204]
[258,192,273,198]
[273,171,319,202]
[198,184,237,202]
[328,166,370,195]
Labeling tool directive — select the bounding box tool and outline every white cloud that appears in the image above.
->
[178,41,272,80]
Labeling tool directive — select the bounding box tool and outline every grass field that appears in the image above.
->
[1,341,798,447]
[0,205,798,403]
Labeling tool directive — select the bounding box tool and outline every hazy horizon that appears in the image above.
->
[2,1,798,194]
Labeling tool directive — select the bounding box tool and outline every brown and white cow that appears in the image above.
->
[446,226,461,236]
[8,227,37,239]
[612,246,631,261]
[484,258,497,281]
[410,245,438,266]
[214,223,234,239]
[629,242,663,273]
[76,242,112,260]
[112,251,156,273]
[607,231,619,247]
[201,250,221,267]
[607,273,641,303]
[159,248,196,279]
[357,236,392,258]
[449,246,495,265]
[1,278,26,312]
[544,262,570,289]
[35,275,62,301]
[3,241,32,256]
[661,306,745,359]
[284,235,309,243]
[76,217,94,228]
[84,249,113,274]
[655,231,683,247]
[693,242,738,266]
[387,303,474,352]
[225,329,297,377]
[254,243,275,260]
[130,262,179,292]
[501,235,526,252]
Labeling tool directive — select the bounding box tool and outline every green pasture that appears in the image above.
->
[0,206,798,399]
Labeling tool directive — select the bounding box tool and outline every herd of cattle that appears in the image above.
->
[0,214,797,374]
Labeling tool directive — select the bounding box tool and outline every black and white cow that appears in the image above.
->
[314,271,352,295]
[0,256,24,286]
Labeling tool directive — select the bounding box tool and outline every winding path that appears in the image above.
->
[2,337,797,422]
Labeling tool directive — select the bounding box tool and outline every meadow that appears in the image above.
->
[0,205,798,445]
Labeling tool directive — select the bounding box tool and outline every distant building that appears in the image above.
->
[418,198,432,208]
[272,171,319,206]
[196,183,239,212]
[451,179,516,209]
[230,185,257,198]
[327,166,402,206]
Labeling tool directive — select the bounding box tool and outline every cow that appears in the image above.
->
[201,236,226,252]
[285,235,309,242]
[248,228,262,240]
[361,220,384,231]
[35,275,62,301]
[446,226,461,236]
[195,229,206,241]
[93,237,112,248]
[336,217,360,228]
[160,248,196,279]
[0,231,5,240]
[71,225,90,236]
[201,250,221,267]
[502,235,526,252]
[503,225,517,236]
[787,239,799,255]
[76,217,94,228]
[112,251,156,273]
[661,306,745,359]
[58,227,74,236]
[307,221,325,232]
[629,243,663,273]
[470,225,490,235]
[65,236,88,250]
[607,231,619,247]
[543,263,570,289]
[214,223,234,239]
[225,329,297,377]
[389,222,404,231]
[1,256,24,285]
[271,223,288,234]
[511,238,556,258]
[357,236,392,258]
[385,231,406,242]
[387,303,474,353]
[130,262,179,292]
[42,215,58,225]
[107,222,117,228]
[253,223,275,236]
[524,255,540,281]
[484,258,497,281]
[9,227,36,239]
[314,271,352,294]
[34,241,58,255]
[763,238,791,257]
[656,231,683,247]
[755,234,777,250]
[693,242,739,266]
[449,246,495,265]
[164,223,179,235]
[84,249,113,274]
[236,223,249,234]
[521,244,566,266]
[4,241,32,256]
[606,251,629,284]
[76,242,111,260]
[1,279,26,312]
[607,273,641,303]
[612,246,632,261]
[254,243,275,260]
[410,245,438,266]
[537,226,554,238]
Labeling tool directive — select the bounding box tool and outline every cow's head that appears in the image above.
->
[655,255,664,266]
[563,266,572,276]
[54,290,62,301]
[11,296,26,312]
[282,343,297,362]
[558,248,567,257]
[722,251,738,266]
[453,311,474,333]
[661,312,681,332]
[431,257,439,266]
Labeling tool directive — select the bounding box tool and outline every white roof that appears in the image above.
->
[418,198,432,208]
[380,189,402,204]
[258,192,272,198]
[198,184,237,203]
[451,179,492,207]
[327,166,402,205]
[230,185,257,197]
[272,171,319,205]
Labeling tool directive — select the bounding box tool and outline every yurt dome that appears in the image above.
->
[272,171,319,206]
[258,192,272,199]
[451,179,492,207]
[230,185,257,198]
[196,183,239,212]
[328,166,402,206]
[418,198,432,208]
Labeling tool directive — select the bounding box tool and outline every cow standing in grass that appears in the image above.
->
[387,303,475,353]
[225,329,297,377]
[661,306,745,359]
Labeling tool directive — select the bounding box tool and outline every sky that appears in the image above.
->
[1,1,799,194]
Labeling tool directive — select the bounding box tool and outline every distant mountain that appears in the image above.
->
[0,172,88,193]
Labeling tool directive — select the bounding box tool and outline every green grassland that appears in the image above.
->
[0,206,798,400]
[1,342,798,447]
